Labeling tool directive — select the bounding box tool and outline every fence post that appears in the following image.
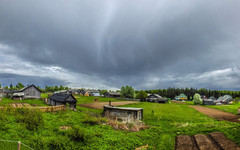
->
[18,141,21,150]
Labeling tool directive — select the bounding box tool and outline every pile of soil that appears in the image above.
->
[10,103,31,108]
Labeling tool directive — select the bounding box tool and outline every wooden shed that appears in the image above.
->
[146,94,168,103]
[103,105,143,123]
[11,84,41,100]
[104,92,121,98]
[49,93,77,109]
[203,99,215,105]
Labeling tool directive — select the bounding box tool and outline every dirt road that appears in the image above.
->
[79,101,139,109]
[189,106,240,123]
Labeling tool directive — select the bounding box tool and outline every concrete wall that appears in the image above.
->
[104,107,143,122]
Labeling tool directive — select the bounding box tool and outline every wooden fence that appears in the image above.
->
[0,105,66,112]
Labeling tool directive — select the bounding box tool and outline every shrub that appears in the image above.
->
[67,126,87,142]
[193,93,202,105]
[136,91,148,101]
[234,97,240,104]
[15,108,44,130]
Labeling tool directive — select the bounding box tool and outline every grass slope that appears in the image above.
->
[0,95,239,150]
[205,103,240,115]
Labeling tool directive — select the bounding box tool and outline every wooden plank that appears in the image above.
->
[175,135,197,150]
[194,134,218,150]
[209,132,240,150]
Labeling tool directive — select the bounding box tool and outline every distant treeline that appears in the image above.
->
[0,83,69,93]
[144,88,240,99]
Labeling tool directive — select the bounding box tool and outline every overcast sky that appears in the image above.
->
[0,0,240,90]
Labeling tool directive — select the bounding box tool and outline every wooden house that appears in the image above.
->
[80,89,100,96]
[175,93,187,100]
[11,84,41,100]
[49,93,77,109]
[104,92,121,98]
[146,94,168,103]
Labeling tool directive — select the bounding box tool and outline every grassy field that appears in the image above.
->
[0,94,239,150]
[205,102,240,115]
[74,95,122,104]
[0,98,48,107]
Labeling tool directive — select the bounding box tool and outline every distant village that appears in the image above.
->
[0,83,238,108]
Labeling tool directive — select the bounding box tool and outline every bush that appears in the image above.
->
[15,108,44,130]
[193,93,202,105]
[136,91,148,101]
[234,98,240,104]
[67,126,88,142]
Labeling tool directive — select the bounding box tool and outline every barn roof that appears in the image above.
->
[107,92,121,96]
[147,94,162,98]
[19,84,41,92]
[49,93,77,103]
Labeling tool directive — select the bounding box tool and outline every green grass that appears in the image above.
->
[41,93,52,98]
[0,98,48,107]
[204,102,240,115]
[74,95,122,104]
[0,96,239,150]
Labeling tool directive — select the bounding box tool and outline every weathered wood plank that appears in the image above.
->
[209,132,240,150]
[175,135,198,150]
[194,134,218,150]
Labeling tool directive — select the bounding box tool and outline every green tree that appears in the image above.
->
[120,85,135,98]
[136,90,148,100]
[100,89,108,95]
[16,83,25,89]
[59,85,64,91]
[10,83,13,89]
[193,93,202,105]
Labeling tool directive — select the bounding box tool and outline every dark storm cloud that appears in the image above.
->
[0,0,240,89]
[0,73,67,88]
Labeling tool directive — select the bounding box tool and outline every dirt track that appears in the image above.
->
[189,106,240,123]
[176,132,240,150]
[79,101,139,109]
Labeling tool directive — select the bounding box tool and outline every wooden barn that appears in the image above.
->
[11,84,41,100]
[146,94,168,103]
[104,92,121,98]
[49,93,77,109]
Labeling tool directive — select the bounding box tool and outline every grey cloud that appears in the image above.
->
[0,73,67,88]
[0,0,240,90]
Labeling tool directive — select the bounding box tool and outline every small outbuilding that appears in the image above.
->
[49,93,77,109]
[104,92,121,98]
[146,94,168,103]
[103,105,143,123]
[217,95,233,104]
[203,99,215,105]
[209,96,217,100]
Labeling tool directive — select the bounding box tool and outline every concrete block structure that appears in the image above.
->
[103,105,143,123]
